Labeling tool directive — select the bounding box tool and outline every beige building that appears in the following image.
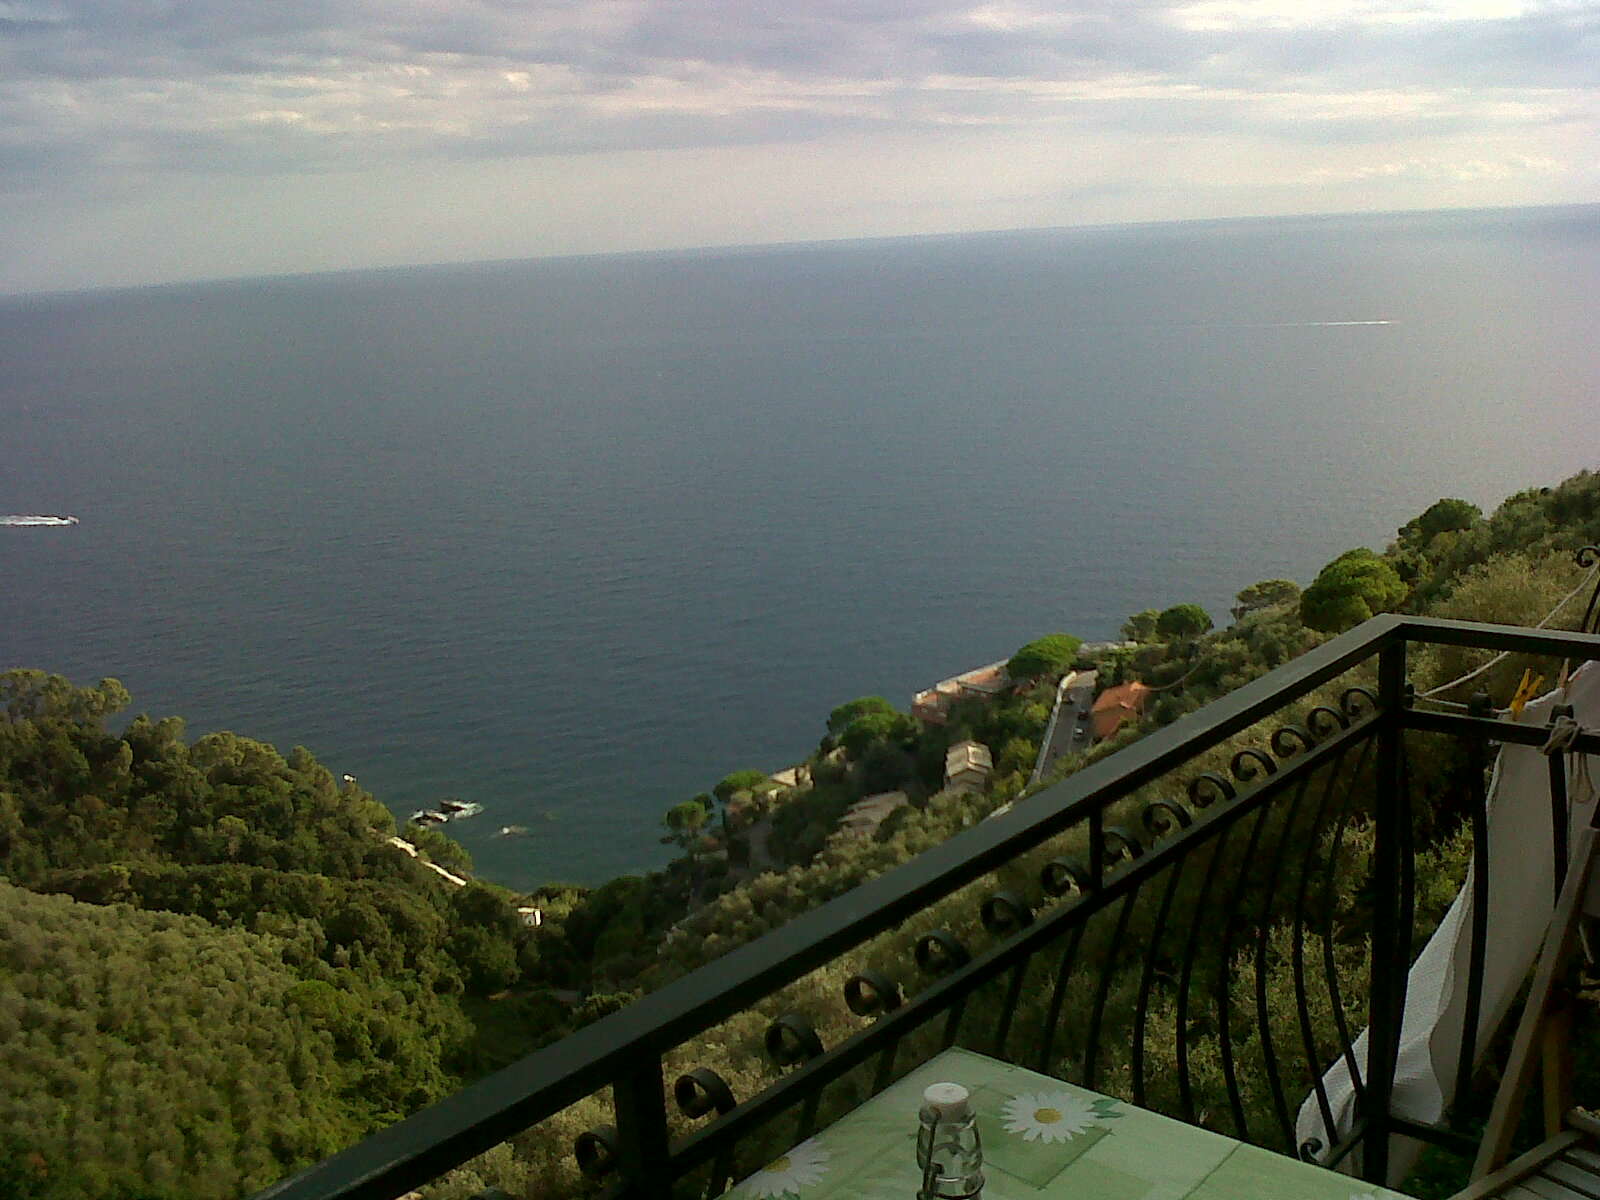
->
[769,764,812,790]
[944,740,994,793]
[913,660,1011,724]
[833,791,910,840]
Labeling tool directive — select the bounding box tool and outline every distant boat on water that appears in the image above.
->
[3,514,79,527]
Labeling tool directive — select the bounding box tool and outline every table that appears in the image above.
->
[721,1048,1412,1199]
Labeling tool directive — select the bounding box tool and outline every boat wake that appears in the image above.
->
[3,514,79,527]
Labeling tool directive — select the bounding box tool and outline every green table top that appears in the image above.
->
[720,1048,1411,1200]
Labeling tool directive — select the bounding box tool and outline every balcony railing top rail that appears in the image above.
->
[258,615,1600,1200]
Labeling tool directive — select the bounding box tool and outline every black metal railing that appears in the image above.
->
[258,613,1600,1200]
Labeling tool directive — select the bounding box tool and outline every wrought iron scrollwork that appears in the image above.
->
[1187,772,1235,808]
[1298,1137,1324,1163]
[1340,685,1378,719]
[1101,825,1144,863]
[1304,704,1348,738]
[1040,856,1093,897]
[1578,545,1600,634]
[1141,798,1193,838]
[673,1067,736,1119]
[980,891,1034,934]
[574,1126,619,1179]
[764,1013,824,1068]
[843,970,902,1017]
[1230,747,1278,782]
[913,930,971,975]
[1270,724,1318,758]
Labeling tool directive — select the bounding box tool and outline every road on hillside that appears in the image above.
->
[1034,670,1098,784]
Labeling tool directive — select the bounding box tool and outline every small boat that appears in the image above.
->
[408,809,449,826]
[2,514,79,527]
[496,824,530,837]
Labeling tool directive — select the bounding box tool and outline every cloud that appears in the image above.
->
[3,0,1592,175]
[1,0,1595,289]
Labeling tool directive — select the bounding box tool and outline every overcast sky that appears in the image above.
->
[2,0,1596,293]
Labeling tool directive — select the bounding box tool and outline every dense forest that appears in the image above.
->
[3,469,1598,1198]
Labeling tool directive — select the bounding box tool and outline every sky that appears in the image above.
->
[1,0,1596,294]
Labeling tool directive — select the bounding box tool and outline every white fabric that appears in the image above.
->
[1295,661,1600,1181]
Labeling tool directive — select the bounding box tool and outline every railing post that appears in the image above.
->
[1548,703,1574,902]
[1364,638,1410,1185]
[613,1058,672,1197]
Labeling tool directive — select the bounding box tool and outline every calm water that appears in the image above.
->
[2,206,1597,890]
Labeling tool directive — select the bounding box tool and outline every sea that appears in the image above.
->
[2,204,1597,892]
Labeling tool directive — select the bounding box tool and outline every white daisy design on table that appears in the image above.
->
[1001,1091,1120,1143]
[735,1138,830,1198]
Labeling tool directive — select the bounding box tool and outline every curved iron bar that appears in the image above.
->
[1249,768,1316,1149]
[1317,739,1374,1112]
[574,1126,619,1180]
[1040,856,1093,898]
[1141,798,1193,839]
[1188,771,1236,808]
[914,931,971,977]
[1085,883,1142,1092]
[1102,825,1145,862]
[1290,738,1361,1150]
[674,1069,737,1120]
[1341,686,1378,720]
[765,1014,826,1142]
[1176,821,1232,1124]
[674,1068,738,1199]
[1305,704,1350,740]
[844,970,904,1095]
[1035,924,1086,1076]
[980,891,1035,935]
[764,1014,824,1069]
[1270,724,1318,760]
[981,892,1035,1060]
[1578,545,1600,636]
[1213,801,1273,1139]
[1131,851,1187,1108]
[1231,746,1279,783]
[843,971,902,1018]
[914,931,973,1050]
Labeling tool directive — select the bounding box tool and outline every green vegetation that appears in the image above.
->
[1006,633,1083,680]
[1231,578,1300,621]
[0,671,538,1198]
[0,885,465,1199]
[1299,546,1408,632]
[824,696,898,735]
[661,798,710,852]
[1120,608,1162,642]
[1400,496,1483,548]
[1154,602,1213,640]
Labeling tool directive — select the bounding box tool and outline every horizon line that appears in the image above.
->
[4,197,1596,304]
